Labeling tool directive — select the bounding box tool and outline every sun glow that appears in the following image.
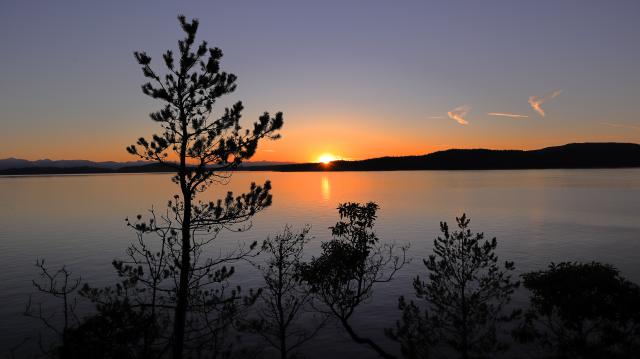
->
[318,153,338,164]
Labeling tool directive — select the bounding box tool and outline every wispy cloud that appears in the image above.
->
[528,89,562,117]
[428,115,446,120]
[487,112,529,119]
[601,122,640,131]
[447,105,471,125]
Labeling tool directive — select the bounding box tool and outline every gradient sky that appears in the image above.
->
[1,0,639,162]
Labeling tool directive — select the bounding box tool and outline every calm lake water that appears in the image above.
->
[1,170,639,356]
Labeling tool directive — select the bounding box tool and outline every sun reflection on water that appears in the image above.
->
[321,175,330,201]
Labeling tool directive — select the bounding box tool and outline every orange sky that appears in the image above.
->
[3,109,639,164]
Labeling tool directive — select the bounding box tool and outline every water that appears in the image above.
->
[1,169,639,355]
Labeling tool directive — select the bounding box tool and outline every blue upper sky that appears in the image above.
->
[1,0,639,161]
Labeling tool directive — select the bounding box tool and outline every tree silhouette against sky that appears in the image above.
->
[126,15,283,359]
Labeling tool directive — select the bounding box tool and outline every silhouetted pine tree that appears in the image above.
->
[124,15,283,359]
[389,214,519,359]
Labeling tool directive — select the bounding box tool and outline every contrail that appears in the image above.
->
[488,112,529,118]
[447,105,471,125]
[601,122,640,131]
[528,89,562,117]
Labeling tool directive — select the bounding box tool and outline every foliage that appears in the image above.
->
[303,202,407,359]
[61,299,156,359]
[127,16,283,175]
[389,214,519,359]
[514,261,640,358]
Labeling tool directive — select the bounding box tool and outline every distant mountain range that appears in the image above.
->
[0,159,294,175]
[0,158,150,171]
[1,143,639,175]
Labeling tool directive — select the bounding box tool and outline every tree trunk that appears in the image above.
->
[461,283,469,359]
[278,248,287,359]
[173,121,191,359]
[173,192,191,359]
[280,334,287,359]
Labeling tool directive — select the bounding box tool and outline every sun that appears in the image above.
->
[318,153,337,164]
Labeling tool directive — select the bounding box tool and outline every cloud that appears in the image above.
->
[447,105,471,125]
[487,112,529,119]
[528,89,562,117]
[428,115,446,120]
[601,122,640,131]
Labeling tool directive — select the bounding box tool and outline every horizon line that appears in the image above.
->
[2,141,638,164]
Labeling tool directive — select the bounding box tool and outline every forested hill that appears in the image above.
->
[2,143,639,175]
[256,143,640,172]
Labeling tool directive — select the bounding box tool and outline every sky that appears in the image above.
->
[1,0,639,163]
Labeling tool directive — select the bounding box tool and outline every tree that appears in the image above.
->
[389,214,519,359]
[243,226,325,359]
[24,259,81,358]
[514,262,640,358]
[303,202,407,359]
[126,15,283,359]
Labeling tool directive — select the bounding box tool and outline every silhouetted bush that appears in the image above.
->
[303,202,407,359]
[61,299,156,359]
[514,261,640,358]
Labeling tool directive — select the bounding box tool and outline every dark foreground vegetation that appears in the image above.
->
[8,15,640,359]
[13,206,640,359]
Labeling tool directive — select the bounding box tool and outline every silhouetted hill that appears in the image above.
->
[253,143,640,171]
[2,143,639,175]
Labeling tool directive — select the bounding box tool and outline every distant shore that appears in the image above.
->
[2,142,640,176]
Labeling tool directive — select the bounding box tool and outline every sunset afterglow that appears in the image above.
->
[2,1,639,163]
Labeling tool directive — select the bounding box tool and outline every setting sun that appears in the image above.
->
[318,153,338,164]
